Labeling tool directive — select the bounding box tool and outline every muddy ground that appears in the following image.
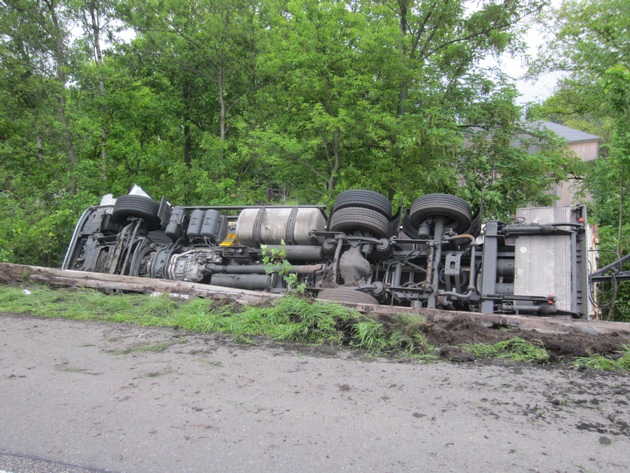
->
[394,313,630,363]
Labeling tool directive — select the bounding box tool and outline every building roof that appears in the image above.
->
[533,121,600,144]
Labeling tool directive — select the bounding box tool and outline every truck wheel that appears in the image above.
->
[318,288,379,305]
[465,203,483,238]
[409,194,472,234]
[112,195,161,230]
[329,207,390,238]
[333,190,392,218]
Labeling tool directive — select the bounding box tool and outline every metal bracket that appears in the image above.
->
[445,252,462,276]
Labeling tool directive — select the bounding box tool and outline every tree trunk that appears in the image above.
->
[218,64,226,141]
[183,80,192,168]
[46,0,77,195]
[36,133,44,161]
[326,129,341,197]
[617,166,625,259]
[608,165,626,319]
[397,0,409,116]
[88,3,108,181]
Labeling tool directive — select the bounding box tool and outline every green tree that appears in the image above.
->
[531,0,630,319]
[0,0,73,192]
[116,0,269,203]
[87,45,181,197]
[244,0,398,200]
[244,0,564,210]
[70,0,119,181]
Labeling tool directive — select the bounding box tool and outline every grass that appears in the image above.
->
[572,344,630,371]
[462,337,550,363]
[0,285,436,359]
[3,285,627,370]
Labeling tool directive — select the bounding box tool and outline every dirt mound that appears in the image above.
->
[417,316,629,362]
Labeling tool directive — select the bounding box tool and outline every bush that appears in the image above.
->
[0,190,96,267]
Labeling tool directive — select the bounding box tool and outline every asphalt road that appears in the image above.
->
[0,313,628,473]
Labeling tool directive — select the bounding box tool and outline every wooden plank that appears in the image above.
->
[1,263,629,336]
[0,263,281,305]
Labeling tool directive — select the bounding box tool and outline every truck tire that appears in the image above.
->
[333,190,392,218]
[112,195,161,230]
[409,194,472,234]
[329,207,390,238]
[465,203,483,237]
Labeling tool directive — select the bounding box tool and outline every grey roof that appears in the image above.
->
[531,121,600,144]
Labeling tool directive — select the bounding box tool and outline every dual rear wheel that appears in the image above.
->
[409,193,472,235]
[330,190,476,238]
[329,189,392,238]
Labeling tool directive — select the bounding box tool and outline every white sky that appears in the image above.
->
[483,0,565,105]
[485,54,565,105]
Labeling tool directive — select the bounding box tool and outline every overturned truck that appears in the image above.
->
[63,189,591,318]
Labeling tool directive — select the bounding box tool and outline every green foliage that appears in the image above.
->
[4,285,629,368]
[463,338,549,363]
[0,285,436,358]
[0,189,95,266]
[352,316,436,359]
[459,116,581,218]
[590,225,630,321]
[573,344,630,372]
[261,241,306,294]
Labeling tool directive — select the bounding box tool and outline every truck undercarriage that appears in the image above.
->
[63,188,591,318]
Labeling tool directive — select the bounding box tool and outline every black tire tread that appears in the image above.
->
[409,194,472,234]
[113,195,161,230]
[329,207,390,238]
[465,204,483,237]
[333,190,392,218]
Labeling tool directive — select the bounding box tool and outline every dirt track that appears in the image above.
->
[1,313,629,473]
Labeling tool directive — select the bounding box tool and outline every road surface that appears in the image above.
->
[0,314,628,472]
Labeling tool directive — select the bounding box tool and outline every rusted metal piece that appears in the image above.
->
[1,263,629,336]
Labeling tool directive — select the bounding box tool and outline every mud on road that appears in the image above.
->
[397,313,630,363]
[0,313,629,473]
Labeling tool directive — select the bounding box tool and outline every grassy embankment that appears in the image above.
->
[0,285,628,370]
